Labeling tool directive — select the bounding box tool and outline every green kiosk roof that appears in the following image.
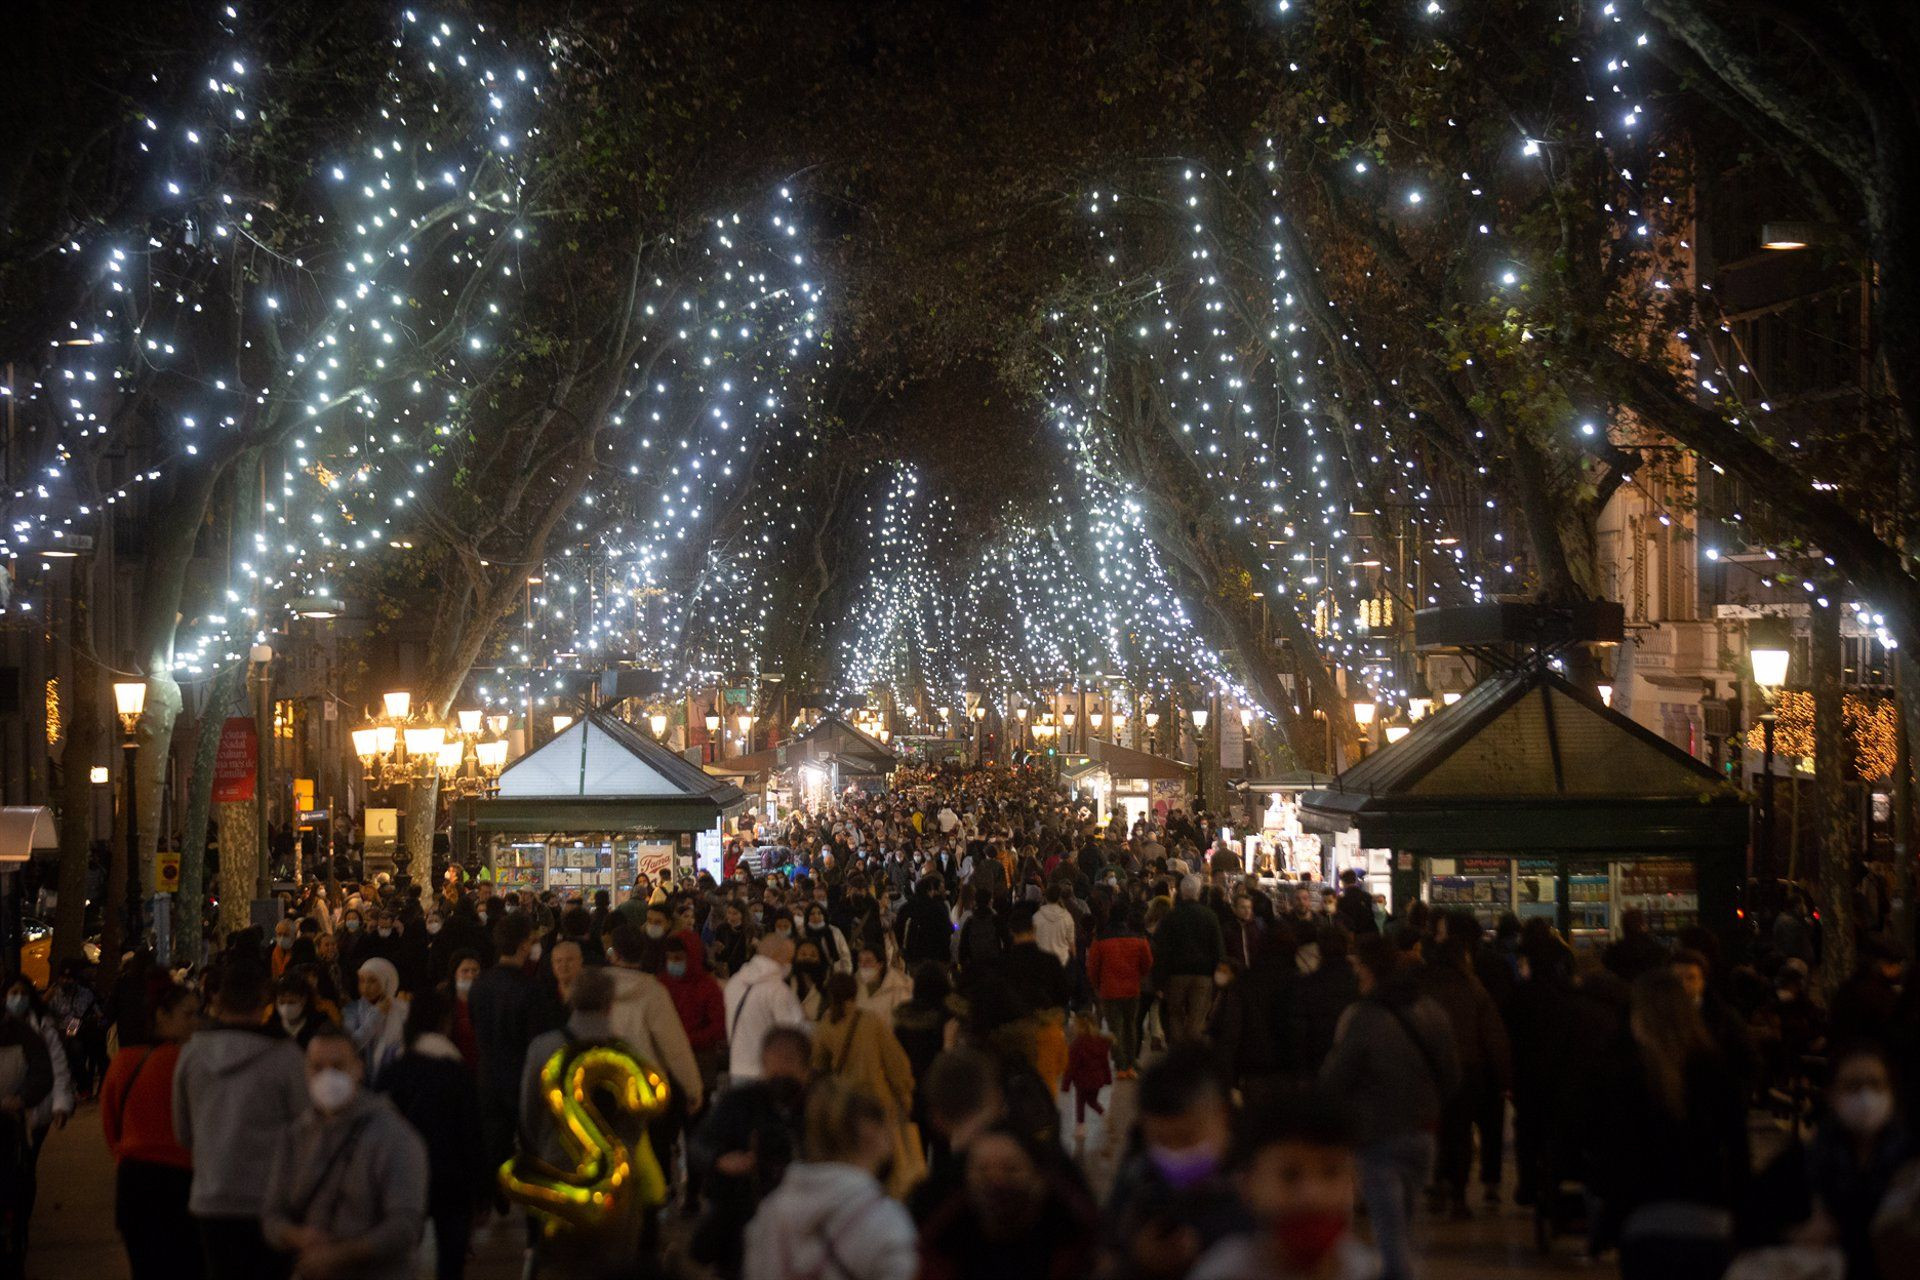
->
[1300,666,1747,855]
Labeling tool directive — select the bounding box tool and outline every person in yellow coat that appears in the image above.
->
[812,971,924,1197]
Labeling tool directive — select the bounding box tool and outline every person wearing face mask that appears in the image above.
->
[442,952,483,1068]
[100,983,199,1280]
[261,1028,428,1280]
[1189,1092,1377,1280]
[272,974,333,1050]
[337,909,370,990]
[852,945,912,1021]
[171,959,310,1280]
[268,920,299,980]
[1105,1044,1248,1280]
[1774,1044,1913,1280]
[659,936,728,1095]
[805,903,854,975]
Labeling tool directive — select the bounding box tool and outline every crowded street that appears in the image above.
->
[5,1,1920,1278]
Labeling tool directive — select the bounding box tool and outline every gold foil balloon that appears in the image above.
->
[500,1043,671,1235]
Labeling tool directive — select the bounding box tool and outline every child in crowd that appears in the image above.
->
[1064,1011,1113,1136]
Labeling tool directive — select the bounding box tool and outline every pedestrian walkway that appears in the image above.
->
[31,1093,1602,1280]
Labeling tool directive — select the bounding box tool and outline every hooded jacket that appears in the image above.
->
[724,954,809,1081]
[172,1022,309,1216]
[260,1088,428,1280]
[742,1161,917,1280]
[605,965,703,1110]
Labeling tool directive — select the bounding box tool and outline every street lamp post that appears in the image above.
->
[1191,705,1210,814]
[1750,618,1792,880]
[111,679,147,945]
[1352,698,1377,762]
[250,643,274,902]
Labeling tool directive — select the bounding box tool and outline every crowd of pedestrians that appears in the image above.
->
[4,762,1920,1280]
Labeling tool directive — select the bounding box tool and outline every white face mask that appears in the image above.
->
[455,976,475,997]
[425,920,443,935]
[277,1002,306,1028]
[528,941,542,962]
[645,923,667,939]
[1835,1087,1894,1135]
[308,1067,357,1113]
[858,966,880,983]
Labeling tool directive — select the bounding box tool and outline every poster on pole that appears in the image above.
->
[212,717,258,803]
[1220,716,1245,770]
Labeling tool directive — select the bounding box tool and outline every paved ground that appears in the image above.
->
[29,1084,1606,1280]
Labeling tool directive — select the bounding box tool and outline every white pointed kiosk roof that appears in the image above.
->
[480,712,746,835]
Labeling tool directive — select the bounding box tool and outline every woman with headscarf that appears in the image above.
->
[341,956,410,1085]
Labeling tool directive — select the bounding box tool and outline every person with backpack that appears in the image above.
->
[741,1077,917,1280]
[1319,937,1460,1280]
[100,983,200,1280]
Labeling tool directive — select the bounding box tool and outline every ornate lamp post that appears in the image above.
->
[111,679,146,942]
[1750,617,1793,879]
[1351,698,1377,761]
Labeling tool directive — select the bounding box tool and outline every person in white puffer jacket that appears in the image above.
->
[742,1077,916,1280]
[724,935,809,1082]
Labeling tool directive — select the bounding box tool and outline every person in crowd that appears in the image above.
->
[1593,968,1747,1280]
[1155,876,1225,1046]
[790,937,833,1020]
[260,1027,429,1280]
[603,919,705,1173]
[3,972,74,1247]
[899,875,956,970]
[919,1124,1101,1280]
[803,899,853,974]
[1418,915,1510,1217]
[853,944,912,1021]
[547,936,585,1003]
[342,955,411,1084]
[1603,909,1671,983]
[690,1026,812,1279]
[1105,1043,1246,1280]
[0,988,53,1280]
[1064,1009,1113,1139]
[1088,904,1155,1079]
[378,991,485,1280]
[1220,891,1265,972]
[1758,1042,1912,1280]
[100,982,200,1280]
[1033,880,1077,967]
[724,934,809,1083]
[171,959,310,1280]
[891,962,956,1105]
[467,913,562,1192]
[444,951,482,1067]
[741,1076,918,1280]
[273,972,334,1050]
[1319,936,1459,1280]
[1334,870,1379,937]
[659,934,728,1094]
[912,1048,1008,1222]
[812,971,918,1194]
[1191,1090,1377,1280]
[710,901,755,980]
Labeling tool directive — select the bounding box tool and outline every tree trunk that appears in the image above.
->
[178,662,243,966]
[217,799,255,940]
[1895,648,1915,960]
[1813,598,1856,997]
[52,553,101,968]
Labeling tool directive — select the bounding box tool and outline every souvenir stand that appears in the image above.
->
[1240,772,1336,878]
[477,711,747,895]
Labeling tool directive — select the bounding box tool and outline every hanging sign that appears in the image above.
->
[213,717,258,803]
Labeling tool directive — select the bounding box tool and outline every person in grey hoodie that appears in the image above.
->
[262,1026,429,1280]
[173,959,309,1280]
[1319,937,1459,1280]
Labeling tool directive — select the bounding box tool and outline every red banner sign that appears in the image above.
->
[213,716,258,803]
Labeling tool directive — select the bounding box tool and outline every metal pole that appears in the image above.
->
[123,738,141,943]
[1761,712,1777,881]
[256,655,272,899]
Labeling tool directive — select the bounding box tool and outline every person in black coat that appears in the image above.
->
[1335,869,1379,936]
[379,991,486,1280]
[897,876,955,969]
[1211,921,1301,1113]
[687,1026,810,1280]
[466,914,563,1187]
[1289,924,1360,1076]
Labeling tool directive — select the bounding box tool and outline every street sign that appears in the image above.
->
[297,808,329,824]
[154,851,181,893]
[213,717,258,802]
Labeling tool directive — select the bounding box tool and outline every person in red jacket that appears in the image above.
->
[1086,905,1154,1078]
[1063,1011,1114,1135]
[660,935,727,1101]
[100,982,201,1280]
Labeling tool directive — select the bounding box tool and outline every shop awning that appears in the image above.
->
[480,712,746,833]
[1245,771,1337,793]
[0,806,57,864]
[1084,738,1193,783]
[1300,666,1746,854]
[710,748,779,780]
